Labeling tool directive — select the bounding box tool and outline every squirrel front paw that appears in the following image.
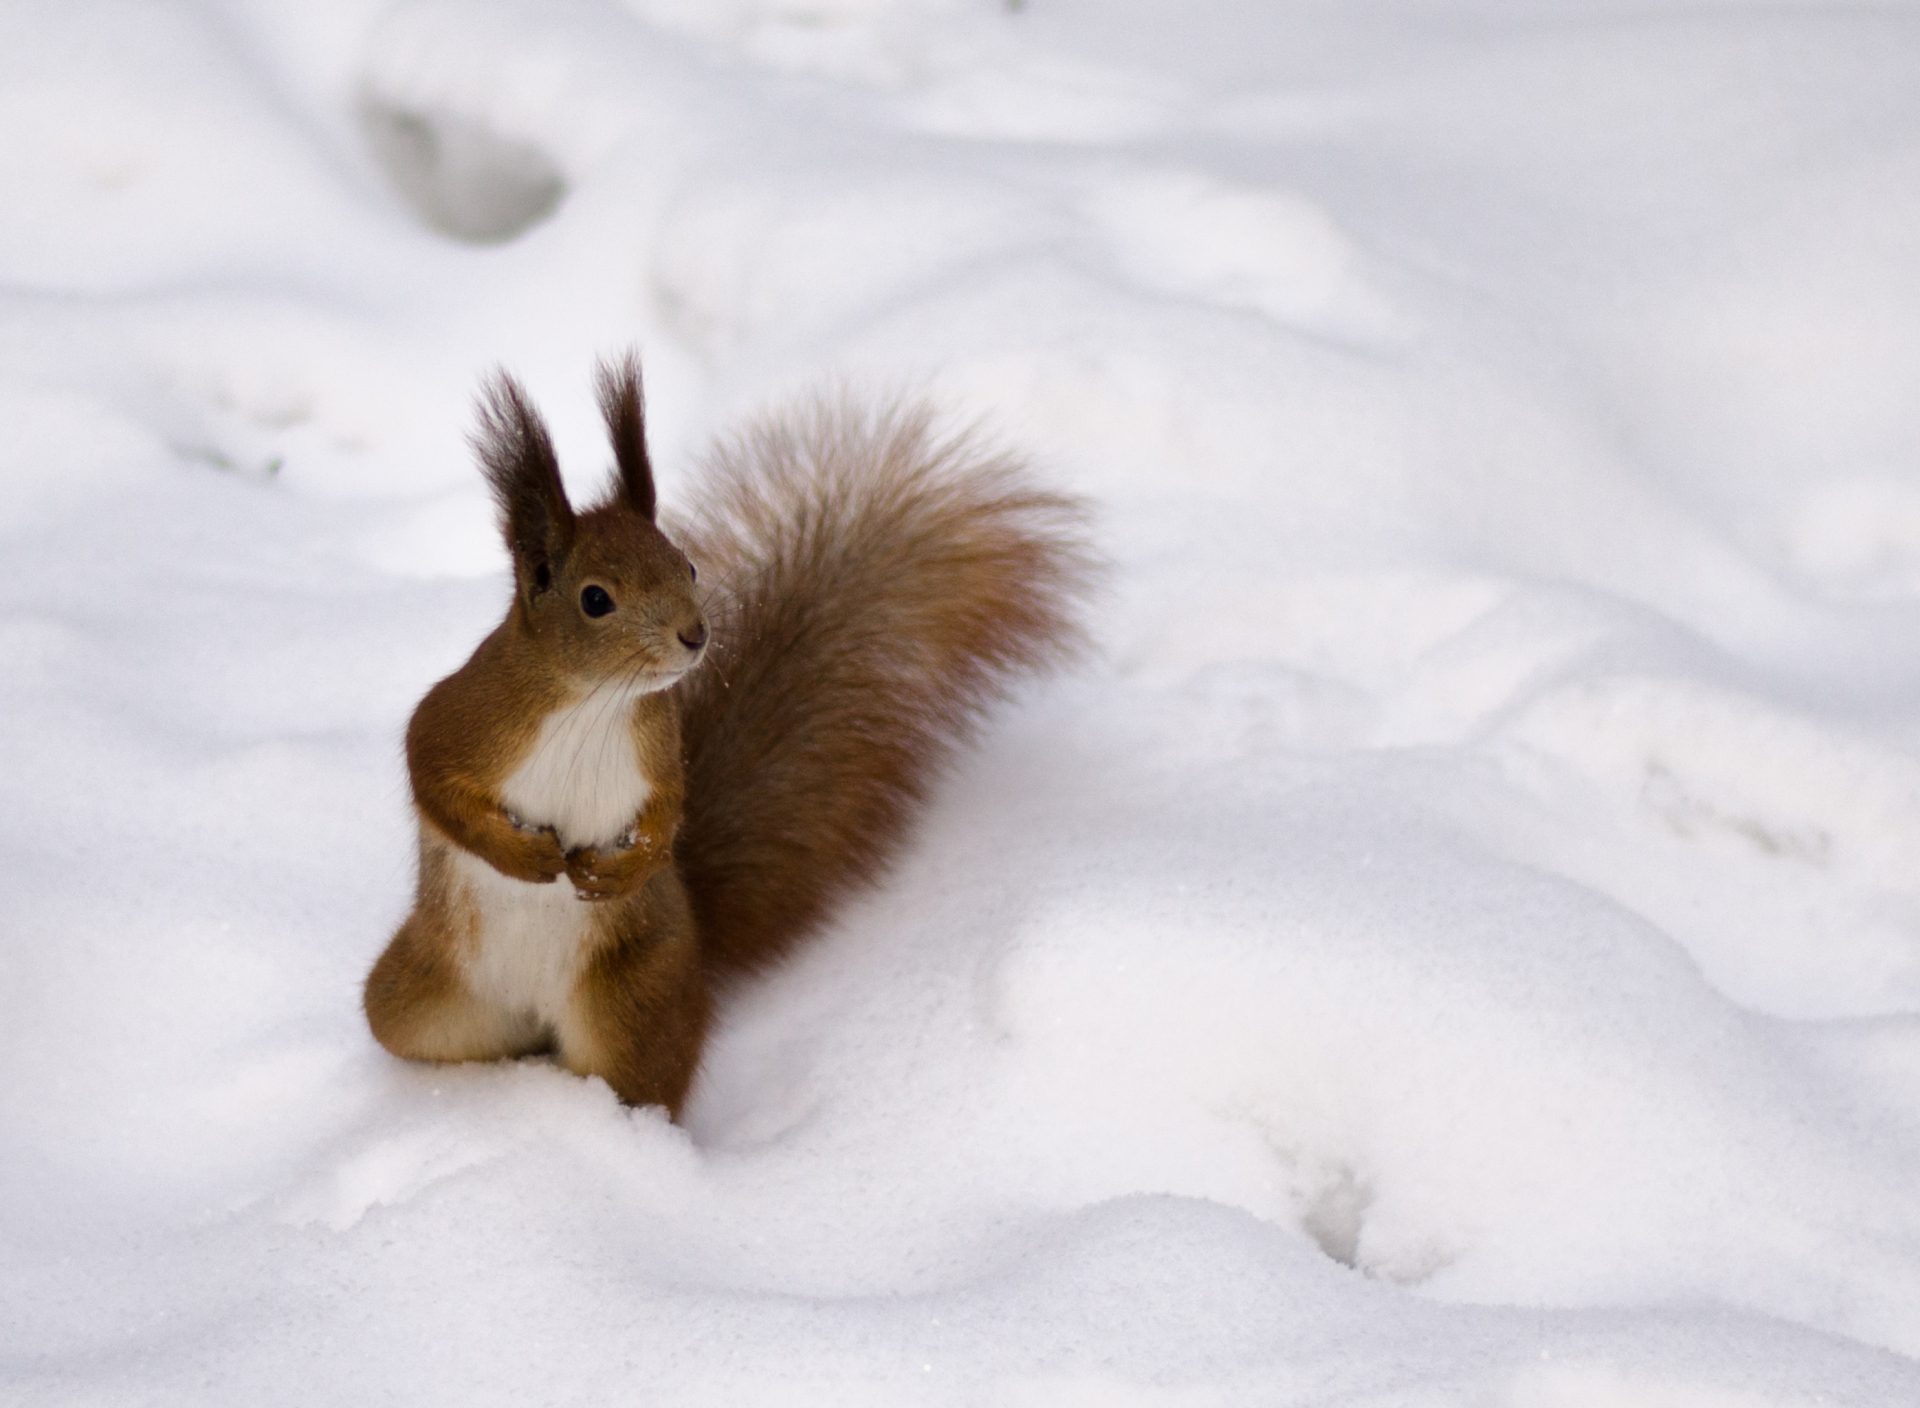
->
[565,837,668,902]
[495,817,567,884]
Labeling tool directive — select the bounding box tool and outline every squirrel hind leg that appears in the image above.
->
[556,880,710,1114]
[364,913,547,1064]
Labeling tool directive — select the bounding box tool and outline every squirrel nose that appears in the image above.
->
[677,621,709,652]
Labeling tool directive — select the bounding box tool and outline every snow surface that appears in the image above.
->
[6,0,1920,1402]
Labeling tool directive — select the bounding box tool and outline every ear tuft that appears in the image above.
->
[472,372,575,602]
[595,351,656,520]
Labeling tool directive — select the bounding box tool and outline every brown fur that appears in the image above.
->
[365,360,1095,1115]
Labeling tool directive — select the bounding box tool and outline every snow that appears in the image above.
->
[5,0,1920,1402]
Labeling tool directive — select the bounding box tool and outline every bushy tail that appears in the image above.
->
[669,396,1097,979]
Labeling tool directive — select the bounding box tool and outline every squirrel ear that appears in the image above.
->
[473,372,576,603]
[595,351,656,521]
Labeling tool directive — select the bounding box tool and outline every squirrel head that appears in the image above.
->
[473,355,708,694]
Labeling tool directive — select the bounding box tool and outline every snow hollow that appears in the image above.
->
[5,1,1920,1404]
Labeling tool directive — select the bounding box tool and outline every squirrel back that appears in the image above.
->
[673,397,1096,979]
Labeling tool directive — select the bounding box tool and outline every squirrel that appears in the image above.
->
[363,354,1094,1116]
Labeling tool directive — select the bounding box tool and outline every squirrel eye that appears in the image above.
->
[580,585,615,618]
[689,563,698,583]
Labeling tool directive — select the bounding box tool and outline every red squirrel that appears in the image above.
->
[364,355,1093,1114]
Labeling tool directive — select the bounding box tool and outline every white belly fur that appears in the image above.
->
[455,681,655,1025]
[453,848,593,1022]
